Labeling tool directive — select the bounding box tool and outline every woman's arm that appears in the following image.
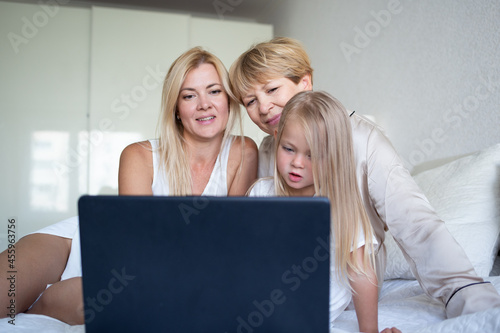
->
[118,141,154,195]
[227,136,258,196]
[348,245,379,333]
[359,119,491,317]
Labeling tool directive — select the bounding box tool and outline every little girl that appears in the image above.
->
[248,91,399,333]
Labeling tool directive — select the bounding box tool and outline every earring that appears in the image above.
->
[176,114,180,120]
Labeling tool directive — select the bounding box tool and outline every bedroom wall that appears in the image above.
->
[260,0,500,172]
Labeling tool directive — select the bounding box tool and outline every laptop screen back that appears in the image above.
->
[79,195,330,333]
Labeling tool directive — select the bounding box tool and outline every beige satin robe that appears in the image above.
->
[257,113,500,318]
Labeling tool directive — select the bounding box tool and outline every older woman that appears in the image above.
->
[230,36,500,320]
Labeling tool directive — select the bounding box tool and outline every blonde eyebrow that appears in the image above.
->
[280,139,297,149]
[242,93,255,100]
[206,83,222,89]
[180,83,222,92]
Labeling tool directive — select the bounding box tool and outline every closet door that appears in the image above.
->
[0,2,91,238]
[88,6,190,195]
[0,2,273,241]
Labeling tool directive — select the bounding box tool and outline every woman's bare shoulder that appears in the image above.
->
[226,136,259,196]
[229,136,258,157]
[118,140,154,195]
[120,140,153,163]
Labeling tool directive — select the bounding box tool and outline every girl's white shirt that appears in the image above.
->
[248,177,376,327]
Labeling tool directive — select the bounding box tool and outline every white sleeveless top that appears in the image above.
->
[150,135,235,196]
[33,136,236,281]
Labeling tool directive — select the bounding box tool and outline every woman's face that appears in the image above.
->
[276,120,315,197]
[241,75,312,135]
[177,63,229,142]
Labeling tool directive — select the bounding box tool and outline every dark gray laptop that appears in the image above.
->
[78,195,330,333]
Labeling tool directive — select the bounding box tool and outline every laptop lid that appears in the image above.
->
[78,195,330,333]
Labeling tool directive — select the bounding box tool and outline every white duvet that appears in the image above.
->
[2,275,499,333]
[333,276,500,333]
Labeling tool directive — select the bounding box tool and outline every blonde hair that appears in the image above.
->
[274,91,375,284]
[156,47,242,195]
[229,37,313,103]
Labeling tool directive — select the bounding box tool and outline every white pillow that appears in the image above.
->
[384,143,500,279]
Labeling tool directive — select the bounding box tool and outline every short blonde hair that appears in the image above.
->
[275,91,375,284]
[229,37,313,103]
[157,47,242,195]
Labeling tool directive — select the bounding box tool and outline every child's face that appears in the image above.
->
[241,75,312,135]
[276,121,315,196]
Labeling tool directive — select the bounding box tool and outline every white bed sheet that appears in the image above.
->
[333,275,500,333]
[2,273,500,333]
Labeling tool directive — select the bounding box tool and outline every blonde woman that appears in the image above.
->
[248,91,399,333]
[119,47,257,196]
[0,47,258,325]
[231,37,500,320]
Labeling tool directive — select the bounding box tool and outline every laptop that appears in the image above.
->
[78,195,331,333]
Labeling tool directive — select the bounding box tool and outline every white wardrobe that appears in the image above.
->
[0,1,272,242]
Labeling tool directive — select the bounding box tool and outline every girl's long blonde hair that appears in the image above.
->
[156,47,242,195]
[274,91,375,284]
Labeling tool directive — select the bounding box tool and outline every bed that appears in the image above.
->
[2,143,499,332]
